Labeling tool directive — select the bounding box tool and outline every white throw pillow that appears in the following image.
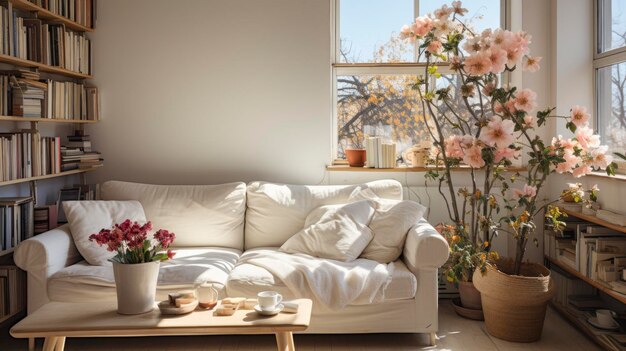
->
[350,188,427,263]
[280,200,375,262]
[63,200,147,266]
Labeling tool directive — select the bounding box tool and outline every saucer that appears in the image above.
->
[588,317,620,330]
[254,304,284,316]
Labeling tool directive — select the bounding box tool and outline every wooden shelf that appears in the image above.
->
[549,301,619,351]
[9,0,93,32]
[546,256,626,304]
[0,166,102,187]
[0,54,91,79]
[559,208,626,235]
[327,165,527,173]
[0,116,97,124]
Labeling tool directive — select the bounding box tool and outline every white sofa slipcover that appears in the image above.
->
[14,179,448,343]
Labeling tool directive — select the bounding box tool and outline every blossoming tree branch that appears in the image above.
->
[400,1,617,276]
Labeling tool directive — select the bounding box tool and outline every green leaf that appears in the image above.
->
[566,121,577,133]
[615,152,626,161]
[606,162,618,176]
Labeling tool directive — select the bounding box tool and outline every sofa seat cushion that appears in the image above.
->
[48,247,241,302]
[100,181,247,250]
[225,248,416,302]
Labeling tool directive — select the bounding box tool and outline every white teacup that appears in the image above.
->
[596,309,618,327]
[257,291,282,311]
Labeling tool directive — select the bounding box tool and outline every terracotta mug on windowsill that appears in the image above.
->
[345,149,366,167]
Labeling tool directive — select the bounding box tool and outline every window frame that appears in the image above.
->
[330,0,510,162]
[593,0,626,160]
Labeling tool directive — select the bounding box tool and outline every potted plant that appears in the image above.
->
[399,1,617,341]
[89,219,176,315]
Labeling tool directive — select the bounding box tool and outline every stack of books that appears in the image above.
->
[11,75,47,117]
[27,0,96,29]
[0,196,34,251]
[61,134,102,171]
[33,205,56,235]
[365,136,396,168]
[0,2,93,74]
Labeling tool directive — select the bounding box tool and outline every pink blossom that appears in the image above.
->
[570,105,591,127]
[434,5,453,20]
[523,56,542,72]
[412,16,434,37]
[433,19,456,37]
[487,48,508,74]
[555,151,579,174]
[482,82,497,96]
[480,116,516,147]
[452,1,468,15]
[504,100,518,114]
[590,145,613,169]
[523,115,536,129]
[427,40,443,54]
[572,165,592,178]
[514,89,537,113]
[575,125,600,150]
[494,147,520,163]
[464,52,492,76]
[463,36,481,54]
[513,184,537,198]
[444,135,464,158]
[399,25,413,41]
[462,145,486,168]
[493,101,505,114]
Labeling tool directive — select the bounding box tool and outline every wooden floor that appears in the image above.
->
[0,300,601,351]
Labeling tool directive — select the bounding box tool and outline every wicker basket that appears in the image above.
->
[472,259,555,342]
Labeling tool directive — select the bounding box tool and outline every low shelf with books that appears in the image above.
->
[0,116,97,124]
[545,209,626,350]
[546,256,626,305]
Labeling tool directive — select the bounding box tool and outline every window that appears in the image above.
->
[595,0,626,155]
[333,0,505,160]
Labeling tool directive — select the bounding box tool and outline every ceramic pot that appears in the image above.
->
[473,258,555,342]
[457,280,482,310]
[345,149,366,167]
[113,261,160,315]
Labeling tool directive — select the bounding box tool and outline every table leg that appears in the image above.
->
[55,337,66,351]
[42,337,58,351]
[28,338,34,351]
[275,332,295,351]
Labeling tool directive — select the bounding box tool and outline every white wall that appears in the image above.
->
[90,0,608,265]
[90,0,331,185]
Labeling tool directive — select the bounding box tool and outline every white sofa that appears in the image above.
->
[14,179,449,342]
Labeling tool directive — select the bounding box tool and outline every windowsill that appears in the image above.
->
[326,165,527,172]
[585,171,626,182]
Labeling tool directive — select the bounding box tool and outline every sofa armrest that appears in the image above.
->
[14,224,82,313]
[14,224,81,275]
[402,219,449,271]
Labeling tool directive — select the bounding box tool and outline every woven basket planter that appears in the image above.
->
[473,259,555,342]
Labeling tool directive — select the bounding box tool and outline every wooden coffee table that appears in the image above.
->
[10,299,312,351]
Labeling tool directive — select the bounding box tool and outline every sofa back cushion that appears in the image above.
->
[100,181,246,249]
[245,180,402,249]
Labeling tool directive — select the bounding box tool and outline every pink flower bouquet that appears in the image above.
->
[89,219,176,264]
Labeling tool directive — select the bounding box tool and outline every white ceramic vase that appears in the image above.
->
[112,261,160,315]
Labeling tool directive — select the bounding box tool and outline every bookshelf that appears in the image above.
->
[546,208,626,350]
[0,0,99,327]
